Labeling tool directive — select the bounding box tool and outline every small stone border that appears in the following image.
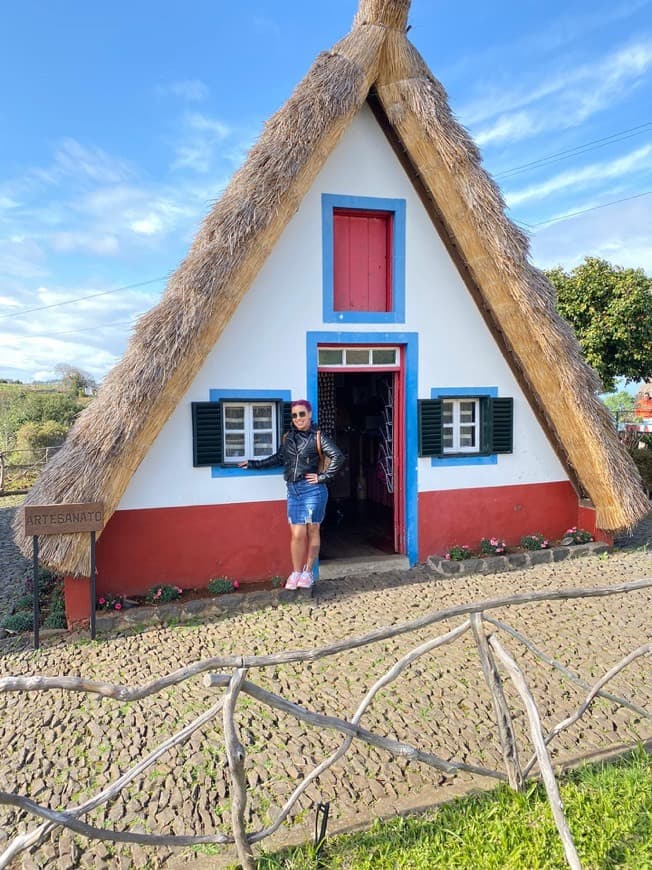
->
[427,541,609,577]
[94,586,311,634]
[88,541,611,635]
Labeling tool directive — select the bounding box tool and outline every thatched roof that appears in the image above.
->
[16,0,649,575]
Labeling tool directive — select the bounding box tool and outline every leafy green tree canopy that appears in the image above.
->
[546,257,652,392]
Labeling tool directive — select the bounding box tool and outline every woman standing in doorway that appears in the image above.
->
[239,399,343,589]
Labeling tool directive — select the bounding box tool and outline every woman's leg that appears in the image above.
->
[305,523,321,571]
[289,523,308,572]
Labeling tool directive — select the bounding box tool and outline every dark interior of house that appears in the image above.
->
[319,371,396,560]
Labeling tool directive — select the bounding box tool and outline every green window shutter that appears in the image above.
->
[281,401,293,438]
[418,399,443,457]
[191,402,223,466]
[490,397,513,453]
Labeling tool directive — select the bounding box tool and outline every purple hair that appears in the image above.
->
[291,399,312,413]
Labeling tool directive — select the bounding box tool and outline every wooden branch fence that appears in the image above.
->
[0,579,650,869]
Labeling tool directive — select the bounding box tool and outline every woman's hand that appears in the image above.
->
[238,461,249,468]
[304,473,320,484]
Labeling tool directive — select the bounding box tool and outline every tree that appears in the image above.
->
[546,257,652,392]
[54,364,96,396]
[0,391,82,449]
[602,391,637,425]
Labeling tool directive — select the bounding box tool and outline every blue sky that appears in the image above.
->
[1,0,651,384]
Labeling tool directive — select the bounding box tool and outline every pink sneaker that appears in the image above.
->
[285,571,301,590]
[297,568,314,589]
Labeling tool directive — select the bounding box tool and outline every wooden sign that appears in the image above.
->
[24,503,104,536]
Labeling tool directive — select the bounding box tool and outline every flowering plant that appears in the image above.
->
[96,593,125,611]
[520,533,549,551]
[564,527,594,544]
[445,545,473,561]
[208,577,239,595]
[480,537,506,555]
[146,584,183,604]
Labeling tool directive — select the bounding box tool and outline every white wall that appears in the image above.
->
[119,105,567,511]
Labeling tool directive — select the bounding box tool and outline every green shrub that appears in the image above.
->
[2,612,33,633]
[145,584,183,603]
[445,545,473,561]
[14,594,34,611]
[208,577,235,595]
[16,420,68,460]
[480,537,506,555]
[43,611,67,629]
[520,533,550,550]
[270,575,284,588]
[563,526,594,544]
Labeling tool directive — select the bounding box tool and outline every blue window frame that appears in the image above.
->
[322,194,406,324]
[429,387,499,466]
[208,389,291,478]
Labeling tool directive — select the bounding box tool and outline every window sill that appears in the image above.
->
[211,466,284,478]
[430,454,498,467]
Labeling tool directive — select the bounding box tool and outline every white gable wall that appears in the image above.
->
[119,105,568,511]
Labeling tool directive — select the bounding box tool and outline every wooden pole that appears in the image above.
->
[471,613,523,790]
[32,537,39,650]
[223,668,255,869]
[489,634,582,870]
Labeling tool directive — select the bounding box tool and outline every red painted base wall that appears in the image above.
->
[64,482,609,626]
[417,481,605,559]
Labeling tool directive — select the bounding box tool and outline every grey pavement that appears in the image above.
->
[0,495,650,868]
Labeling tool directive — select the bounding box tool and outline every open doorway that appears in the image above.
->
[318,369,399,561]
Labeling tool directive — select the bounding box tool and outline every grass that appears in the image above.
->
[249,746,651,869]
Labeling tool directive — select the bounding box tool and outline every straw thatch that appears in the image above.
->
[16,0,649,575]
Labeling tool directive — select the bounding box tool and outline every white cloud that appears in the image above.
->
[50,231,121,256]
[30,138,135,187]
[530,194,652,273]
[171,112,233,173]
[0,237,49,280]
[130,214,165,235]
[505,144,652,207]
[469,39,652,146]
[0,279,164,382]
[158,79,209,102]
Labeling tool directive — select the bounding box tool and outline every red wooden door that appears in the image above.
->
[333,210,392,311]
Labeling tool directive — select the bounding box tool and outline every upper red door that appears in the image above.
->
[333,209,392,312]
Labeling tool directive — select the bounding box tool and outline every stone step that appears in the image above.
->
[318,554,410,580]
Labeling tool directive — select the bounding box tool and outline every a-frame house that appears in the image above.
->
[17,0,648,623]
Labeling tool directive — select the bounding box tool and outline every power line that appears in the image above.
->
[0,276,167,320]
[525,189,652,229]
[494,121,652,180]
[17,316,144,339]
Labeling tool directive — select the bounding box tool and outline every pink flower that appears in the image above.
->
[98,597,106,605]
[114,602,122,610]
[233,580,240,589]
[445,553,451,560]
[543,540,549,547]
[175,586,183,594]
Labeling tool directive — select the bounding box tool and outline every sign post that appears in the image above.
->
[23,503,104,648]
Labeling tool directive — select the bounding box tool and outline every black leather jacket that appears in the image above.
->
[249,424,344,484]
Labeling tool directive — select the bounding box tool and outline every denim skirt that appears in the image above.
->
[286,479,328,524]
